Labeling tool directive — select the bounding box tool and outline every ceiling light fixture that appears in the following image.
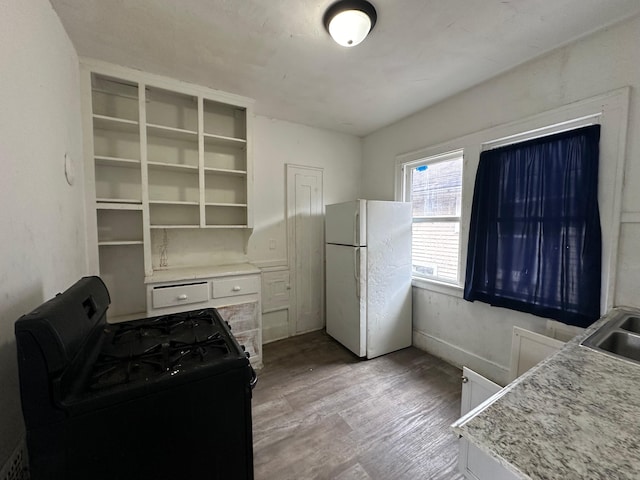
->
[323,0,377,48]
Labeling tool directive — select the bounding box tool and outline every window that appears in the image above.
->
[464,126,602,327]
[394,89,627,312]
[402,150,463,284]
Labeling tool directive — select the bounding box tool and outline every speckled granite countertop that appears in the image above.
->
[452,307,640,480]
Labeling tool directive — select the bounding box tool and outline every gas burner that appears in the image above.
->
[170,331,226,349]
[89,326,231,391]
[167,333,229,368]
[112,310,217,344]
[169,332,228,359]
[90,345,166,391]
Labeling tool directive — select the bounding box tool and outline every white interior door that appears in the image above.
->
[286,165,324,335]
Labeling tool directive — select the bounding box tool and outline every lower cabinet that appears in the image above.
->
[146,268,262,368]
[261,268,291,343]
[217,301,261,362]
[458,367,517,480]
[457,327,566,479]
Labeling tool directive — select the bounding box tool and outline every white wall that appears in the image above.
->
[248,116,362,266]
[362,15,640,384]
[0,0,86,467]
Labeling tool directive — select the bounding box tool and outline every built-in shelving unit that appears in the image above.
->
[88,73,146,321]
[202,98,248,228]
[95,156,140,168]
[82,61,254,320]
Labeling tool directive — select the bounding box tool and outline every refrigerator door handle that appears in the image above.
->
[354,247,361,299]
[354,209,360,246]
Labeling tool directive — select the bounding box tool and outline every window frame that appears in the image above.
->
[400,149,464,287]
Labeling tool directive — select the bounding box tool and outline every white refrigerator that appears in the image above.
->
[325,199,412,359]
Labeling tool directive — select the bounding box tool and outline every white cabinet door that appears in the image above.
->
[458,367,517,480]
[262,269,291,344]
[509,327,565,381]
[460,367,502,416]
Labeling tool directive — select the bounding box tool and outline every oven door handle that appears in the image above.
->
[249,366,258,390]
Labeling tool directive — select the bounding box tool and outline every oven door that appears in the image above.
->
[28,364,255,480]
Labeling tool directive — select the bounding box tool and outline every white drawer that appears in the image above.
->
[152,282,209,309]
[212,276,259,299]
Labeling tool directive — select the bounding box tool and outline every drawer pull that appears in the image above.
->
[152,282,208,308]
[211,276,259,299]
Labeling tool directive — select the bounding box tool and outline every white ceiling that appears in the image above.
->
[50,0,640,137]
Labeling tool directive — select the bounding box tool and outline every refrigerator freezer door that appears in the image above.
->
[326,243,367,357]
[325,199,366,246]
[365,201,412,359]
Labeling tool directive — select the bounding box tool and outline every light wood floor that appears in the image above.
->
[252,330,466,480]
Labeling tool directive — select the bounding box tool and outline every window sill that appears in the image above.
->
[412,276,464,298]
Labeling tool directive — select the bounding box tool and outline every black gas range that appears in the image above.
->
[15,276,256,480]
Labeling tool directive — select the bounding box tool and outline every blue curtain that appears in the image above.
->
[463,125,601,328]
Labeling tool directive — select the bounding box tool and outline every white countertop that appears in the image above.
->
[452,307,640,480]
[145,263,261,284]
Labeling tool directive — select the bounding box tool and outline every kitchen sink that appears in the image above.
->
[620,316,640,334]
[581,309,640,366]
[596,332,640,363]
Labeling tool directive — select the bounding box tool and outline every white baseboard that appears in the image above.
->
[296,326,325,336]
[262,333,289,344]
[412,329,510,386]
[0,437,27,480]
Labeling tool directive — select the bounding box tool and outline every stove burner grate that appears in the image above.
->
[89,329,231,391]
[112,310,216,344]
